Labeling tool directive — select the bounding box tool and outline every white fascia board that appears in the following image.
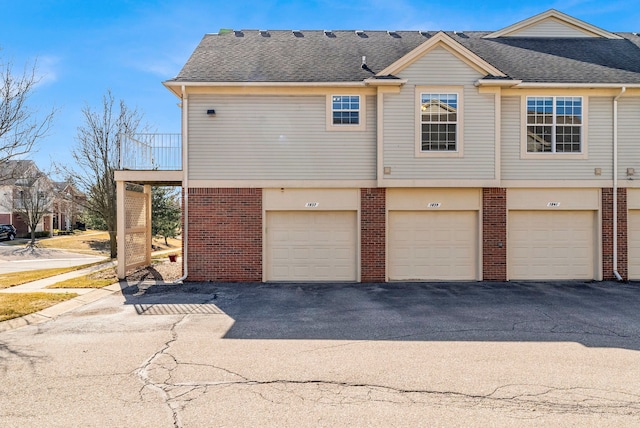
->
[475,79,523,87]
[364,78,408,86]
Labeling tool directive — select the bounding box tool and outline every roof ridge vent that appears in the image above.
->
[233,30,244,37]
[387,31,401,38]
[324,30,336,38]
[453,30,469,38]
[633,32,639,37]
[292,30,304,38]
[259,30,270,37]
[355,30,368,38]
[419,31,431,38]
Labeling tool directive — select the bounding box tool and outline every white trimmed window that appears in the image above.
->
[415,87,463,158]
[526,96,583,153]
[420,93,458,151]
[326,95,365,131]
[332,95,360,125]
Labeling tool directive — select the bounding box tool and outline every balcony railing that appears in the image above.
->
[118,133,182,171]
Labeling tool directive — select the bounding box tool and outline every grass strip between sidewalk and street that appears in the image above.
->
[46,268,118,289]
[0,292,78,321]
[0,260,108,289]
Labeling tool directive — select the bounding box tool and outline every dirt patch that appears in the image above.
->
[126,259,182,282]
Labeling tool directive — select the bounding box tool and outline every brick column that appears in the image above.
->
[187,188,262,282]
[361,188,386,282]
[602,188,627,280]
[483,188,507,281]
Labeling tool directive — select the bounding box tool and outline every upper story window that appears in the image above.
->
[332,95,360,125]
[526,96,582,153]
[326,94,365,131]
[415,87,463,158]
[420,93,458,151]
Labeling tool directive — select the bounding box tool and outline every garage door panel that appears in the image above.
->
[508,211,594,280]
[388,211,478,281]
[267,211,357,281]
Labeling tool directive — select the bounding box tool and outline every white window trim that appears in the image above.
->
[520,95,588,160]
[326,94,366,131]
[415,86,464,158]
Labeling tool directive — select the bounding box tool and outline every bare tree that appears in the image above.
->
[11,169,53,247]
[0,59,55,180]
[59,90,145,258]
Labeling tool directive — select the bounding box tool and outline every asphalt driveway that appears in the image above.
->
[2,280,640,426]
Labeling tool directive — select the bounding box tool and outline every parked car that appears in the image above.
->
[0,224,17,241]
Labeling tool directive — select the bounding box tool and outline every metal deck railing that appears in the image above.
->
[118,133,182,171]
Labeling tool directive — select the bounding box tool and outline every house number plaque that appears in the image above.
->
[547,202,561,207]
[428,202,441,208]
[305,202,320,208]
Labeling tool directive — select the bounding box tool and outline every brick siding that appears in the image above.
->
[482,188,507,281]
[186,188,262,282]
[361,188,386,282]
[602,188,627,280]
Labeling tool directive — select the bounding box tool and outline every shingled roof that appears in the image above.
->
[167,28,640,85]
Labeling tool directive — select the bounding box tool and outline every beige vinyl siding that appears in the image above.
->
[187,94,376,180]
[501,96,613,180]
[383,46,495,180]
[618,97,640,182]
[507,19,596,38]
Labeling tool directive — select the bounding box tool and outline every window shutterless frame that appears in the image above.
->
[521,95,588,160]
[326,94,366,131]
[415,86,464,158]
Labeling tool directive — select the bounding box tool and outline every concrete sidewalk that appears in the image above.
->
[0,260,123,332]
[0,260,117,295]
[0,251,179,332]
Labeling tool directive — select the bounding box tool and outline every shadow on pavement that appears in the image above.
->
[120,280,640,350]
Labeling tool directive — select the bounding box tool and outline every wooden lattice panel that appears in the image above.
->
[124,190,148,272]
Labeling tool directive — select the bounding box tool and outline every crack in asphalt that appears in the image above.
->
[139,340,640,423]
[135,315,190,428]
[131,299,640,426]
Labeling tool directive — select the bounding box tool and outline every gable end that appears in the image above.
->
[484,9,623,39]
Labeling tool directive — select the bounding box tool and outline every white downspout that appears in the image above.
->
[175,85,189,283]
[613,87,626,281]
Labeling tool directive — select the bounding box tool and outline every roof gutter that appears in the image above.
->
[612,86,626,282]
[174,85,189,284]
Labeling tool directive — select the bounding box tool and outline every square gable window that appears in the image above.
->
[326,95,366,131]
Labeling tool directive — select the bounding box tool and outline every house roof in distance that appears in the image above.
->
[166,10,640,86]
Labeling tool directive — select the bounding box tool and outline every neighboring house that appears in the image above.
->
[52,181,85,231]
[0,160,53,237]
[115,9,640,282]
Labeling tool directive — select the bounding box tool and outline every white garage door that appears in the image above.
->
[266,211,357,281]
[388,211,478,281]
[628,210,640,280]
[508,211,595,280]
